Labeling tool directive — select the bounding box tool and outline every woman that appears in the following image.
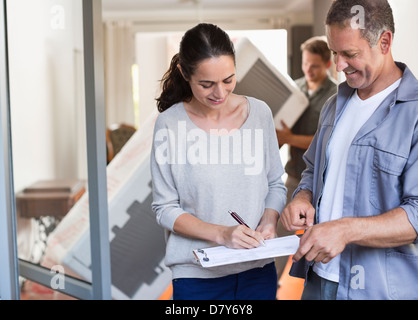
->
[151,23,287,300]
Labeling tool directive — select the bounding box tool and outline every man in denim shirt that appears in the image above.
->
[280,0,418,300]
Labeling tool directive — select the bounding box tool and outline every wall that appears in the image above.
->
[7,0,85,192]
[135,32,170,128]
[313,0,333,36]
[389,0,418,75]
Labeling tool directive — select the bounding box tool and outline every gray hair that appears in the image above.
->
[326,0,395,47]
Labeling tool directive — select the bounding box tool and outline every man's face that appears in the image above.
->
[326,24,384,92]
[301,50,330,84]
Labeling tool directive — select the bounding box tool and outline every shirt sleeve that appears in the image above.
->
[150,115,185,232]
[263,105,287,214]
[400,128,418,243]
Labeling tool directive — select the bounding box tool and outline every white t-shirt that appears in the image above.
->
[313,79,402,283]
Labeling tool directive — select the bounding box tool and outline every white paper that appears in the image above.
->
[193,235,300,268]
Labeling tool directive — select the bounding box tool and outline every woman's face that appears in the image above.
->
[186,55,236,111]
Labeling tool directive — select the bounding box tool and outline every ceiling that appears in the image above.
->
[102,0,313,21]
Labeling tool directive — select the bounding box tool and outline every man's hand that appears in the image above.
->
[276,121,292,147]
[276,120,314,149]
[293,219,350,264]
[280,189,315,232]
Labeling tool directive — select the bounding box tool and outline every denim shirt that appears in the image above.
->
[290,62,418,300]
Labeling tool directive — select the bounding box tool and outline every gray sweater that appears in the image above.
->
[151,97,287,279]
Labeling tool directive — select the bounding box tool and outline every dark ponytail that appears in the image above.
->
[156,53,192,113]
[156,23,235,112]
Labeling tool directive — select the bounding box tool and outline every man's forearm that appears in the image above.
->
[343,207,417,248]
[294,188,313,203]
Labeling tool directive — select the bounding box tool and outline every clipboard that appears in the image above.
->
[193,235,300,268]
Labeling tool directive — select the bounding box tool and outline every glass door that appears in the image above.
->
[0,0,111,300]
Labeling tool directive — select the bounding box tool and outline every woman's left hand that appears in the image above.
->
[256,208,279,240]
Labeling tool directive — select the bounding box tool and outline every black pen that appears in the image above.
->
[228,210,266,246]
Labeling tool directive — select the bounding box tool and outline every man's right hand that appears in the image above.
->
[280,189,315,232]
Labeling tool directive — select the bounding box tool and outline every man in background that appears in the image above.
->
[277,36,337,204]
[275,37,337,293]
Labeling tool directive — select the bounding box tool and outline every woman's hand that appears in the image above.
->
[256,208,279,240]
[221,225,266,249]
[222,208,280,249]
[174,213,265,249]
